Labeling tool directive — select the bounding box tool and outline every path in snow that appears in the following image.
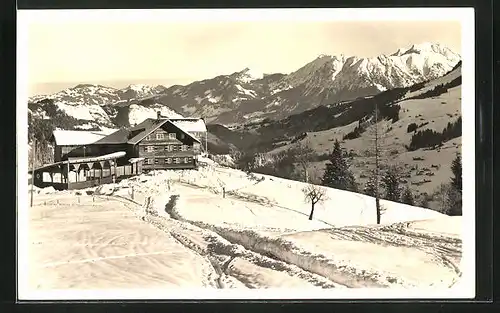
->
[100,192,344,289]
[28,191,343,291]
[122,172,462,289]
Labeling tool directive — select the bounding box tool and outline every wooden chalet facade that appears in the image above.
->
[47,114,204,175]
[126,117,200,171]
[33,114,206,190]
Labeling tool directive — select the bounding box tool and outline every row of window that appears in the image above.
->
[144,157,193,165]
[145,132,181,141]
[143,145,190,152]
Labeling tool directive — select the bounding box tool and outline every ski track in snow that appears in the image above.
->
[109,167,460,289]
[96,192,344,289]
[29,161,462,290]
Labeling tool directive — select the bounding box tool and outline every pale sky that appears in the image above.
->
[25,14,462,96]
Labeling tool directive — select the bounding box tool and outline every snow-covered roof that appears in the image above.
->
[68,151,127,163]
[126,118,201,145]
[129,157,145,164]
[51,129,118,146]
[169,118,207,133]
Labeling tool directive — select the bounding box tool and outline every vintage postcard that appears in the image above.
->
[17,8,475,300]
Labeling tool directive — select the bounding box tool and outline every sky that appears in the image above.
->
[23,10,463,96]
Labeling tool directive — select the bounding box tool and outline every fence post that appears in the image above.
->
[30,138,37,207]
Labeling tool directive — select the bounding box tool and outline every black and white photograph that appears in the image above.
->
[17,8,475,300]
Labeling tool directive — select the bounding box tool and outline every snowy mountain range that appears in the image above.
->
[28,42,460,130]
[209,60,462,207]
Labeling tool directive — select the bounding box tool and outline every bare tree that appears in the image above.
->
[302,183,328,220]
[230,147,256,173]
[229,147,242,167]
[294,142,315,183]
[363,105,393,224]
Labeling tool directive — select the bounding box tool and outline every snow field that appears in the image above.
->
[30,159,463,290]
[107,162,461,289]
[28,194,215,291]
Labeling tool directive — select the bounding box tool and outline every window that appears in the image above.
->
[175,158,181,164]
[166,158,172,164]
[184,157,189,163]
[181,145,187,151]
[144,158,150,164]
[169,133,176,140]
[146,146,154,152]
[143,146,148,152]
[156,132,164,140]
[154,158,159,164]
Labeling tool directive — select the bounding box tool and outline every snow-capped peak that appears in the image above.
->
[237,67,264,83]
[391,47,406,56]
[403,42,459,57]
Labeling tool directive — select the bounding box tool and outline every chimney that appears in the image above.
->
[157,111,161,120]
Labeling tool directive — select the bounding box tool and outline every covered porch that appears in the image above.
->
[31,152,144,190]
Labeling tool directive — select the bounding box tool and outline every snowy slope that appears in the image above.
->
[95,160,463,289]
[136,165,446,230]
[28,83,184,130]
[27,156,464,293]
[128,104,184,126]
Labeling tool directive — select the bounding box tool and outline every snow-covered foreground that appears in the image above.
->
[27,192,344,294]
[108,161,462,289]
[28,194,215,290]
[26,161,463,297]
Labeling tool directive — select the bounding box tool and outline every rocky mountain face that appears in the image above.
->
[209,61,462,153]
[208,61,463,209]
[135,42,460,125]
[28,42,460,133]
[28,83,181,131]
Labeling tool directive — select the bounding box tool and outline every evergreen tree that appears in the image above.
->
[363,170,379,197]
[321,140,357,192]
[401,185,415,206]
[381,165,402,202]
[450,153,462,192]
[419,196,429,208]
[446,187,462,216]
[447,152,462,215]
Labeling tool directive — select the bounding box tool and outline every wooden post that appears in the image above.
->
[30,138,36,207]
[205,132,208,155]
[67,160,70,189]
